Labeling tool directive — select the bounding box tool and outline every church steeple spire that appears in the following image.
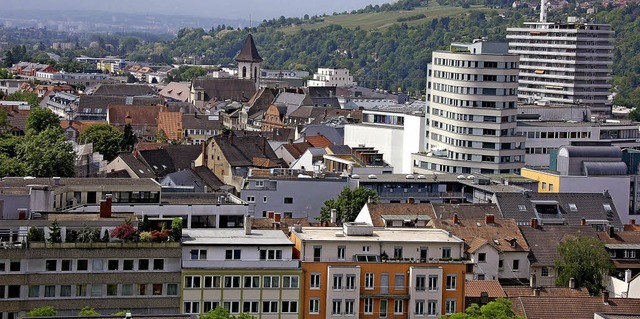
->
[235,34,262,63]
[236,34,262,90]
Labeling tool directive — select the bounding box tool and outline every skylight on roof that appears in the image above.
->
[568,203,577,212]
[603,203,612,212]
[518,205,527,211]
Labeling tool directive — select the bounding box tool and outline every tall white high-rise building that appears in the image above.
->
[506,0,614,114]
[412,41,525,175]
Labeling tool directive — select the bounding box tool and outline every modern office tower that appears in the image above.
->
[413,41,525,175]
[506,0,614,114]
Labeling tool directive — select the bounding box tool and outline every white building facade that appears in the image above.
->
[414,41,525,175]
[506,3,614,114]
[307,68,357,87]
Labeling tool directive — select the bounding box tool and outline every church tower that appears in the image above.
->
[235,34,262,90]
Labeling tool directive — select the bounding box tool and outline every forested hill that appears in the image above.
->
[130,1,640,105]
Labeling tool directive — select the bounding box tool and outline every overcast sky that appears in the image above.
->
[4,0,395,20]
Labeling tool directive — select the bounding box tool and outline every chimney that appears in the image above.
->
[580,218,586,226]
[330,209,337,224]
[452,213,459,224]
[485,214,495,225]
[569,277,575,289]
[530,218,538,229]
[100,194,112,218]
[229,131,234,145]
[244,214,252,235]
[625,269,633,283]
[608,225,615,238]
[630,219,636,225]
[603,290,609,304]
[530,274,537,288]
[532,288,540,297]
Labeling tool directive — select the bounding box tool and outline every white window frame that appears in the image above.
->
[364,297,374,314]
[446,274,457,290]
[309,298,320,314]
[365,272,374,290]
[394,299,404,315]
[282,275,299,288]
[310,273,321,289]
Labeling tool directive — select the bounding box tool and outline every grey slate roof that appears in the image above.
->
[235,34,263,63]
[182,114,223,130]
[494,192,623,228]
[93,83,156,96]
[214,133,283,167]
[162,167,223,192]
[115,153,156,178]
[139,145,202,178]
[191,78,256,102]
[519,225,598,266]
[302,124,345,145]
[327,145,352,155]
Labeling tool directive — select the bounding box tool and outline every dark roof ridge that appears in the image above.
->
[235,34,263,63]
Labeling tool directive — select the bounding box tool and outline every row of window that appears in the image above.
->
[184,275,299,289]
[184,300,298,315]
[39,258,165,272]
[1,283,177,299]
[433,58,518,70]
[430,69,518,83]
[315,298,456,316]
[432,82,517,96]
[310,273,456,291]
[245,196,294,204]
[431,94,516,109]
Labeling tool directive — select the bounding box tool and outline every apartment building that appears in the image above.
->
[289,223,468,318]
[506,0,614,114]
[414,41,525,175]
[180,225,301,318]
[0,218,181,318]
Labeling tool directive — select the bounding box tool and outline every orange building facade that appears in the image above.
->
[290,224,469,318]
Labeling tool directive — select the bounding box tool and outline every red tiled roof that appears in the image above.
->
[107,105,166,126]
[503,286,590,298]
[157,111,183,140]
[465,280,506,298]
[305,134,334,148]
[510,297,640,319]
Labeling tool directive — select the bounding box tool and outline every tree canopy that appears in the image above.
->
[26,306,57,317]
[17,127,75,177]
[26,107,61,134]
[555,235,614,295]
[199,307,255,319]
[446,298,523,319]
[318,186,379,222]
[79,123,123,161]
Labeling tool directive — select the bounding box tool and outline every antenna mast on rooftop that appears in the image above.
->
[539,0,547,23]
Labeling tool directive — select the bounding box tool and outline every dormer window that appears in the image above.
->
[256,180,264,188]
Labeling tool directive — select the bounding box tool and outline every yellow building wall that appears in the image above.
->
[520,168,561,193]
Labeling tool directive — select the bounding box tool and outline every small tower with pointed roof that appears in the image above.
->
[235,34,262,90]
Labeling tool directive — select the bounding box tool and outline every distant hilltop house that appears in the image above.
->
[307,68,357,87]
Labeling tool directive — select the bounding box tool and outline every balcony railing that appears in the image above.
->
[183,259,300,269]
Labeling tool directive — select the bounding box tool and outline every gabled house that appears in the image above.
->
[597,227,640,278]
[431,213,530,282]
[261,104,288,132]
[519,223,598,287]
[203,131,286,191]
